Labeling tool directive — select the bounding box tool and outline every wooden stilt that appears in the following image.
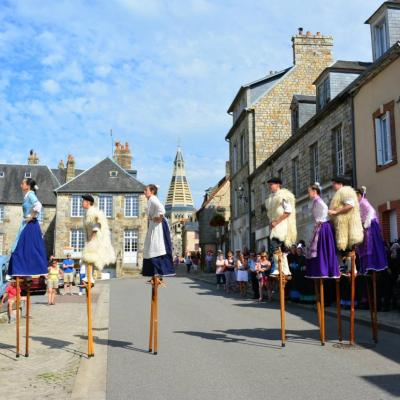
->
[86,263,94,357]
[148,276,161,355]
[16,277,20,358]
[148,280,155,353]
[349,251,356,345]
[314,280,323,345]
[25,284,30,357]
[277,249,286,348]
[372,271,378,343]
[336,278,342,342]
[320,278,325,345]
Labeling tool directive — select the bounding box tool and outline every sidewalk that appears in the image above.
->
[0,283,107,400]
[189,272,400,335]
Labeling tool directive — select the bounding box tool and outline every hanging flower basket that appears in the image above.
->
[209,214,225,227]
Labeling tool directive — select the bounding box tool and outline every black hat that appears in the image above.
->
[267,177,282,185]
[331,176,351,186]
[82,194,95,204]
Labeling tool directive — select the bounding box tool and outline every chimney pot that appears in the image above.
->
[298,27,303,35]
[306,31,312,37]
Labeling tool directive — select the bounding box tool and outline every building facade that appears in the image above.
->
[226,29,334,251]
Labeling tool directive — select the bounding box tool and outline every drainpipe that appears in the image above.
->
[350,96,357,188]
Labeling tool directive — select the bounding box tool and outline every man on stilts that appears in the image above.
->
[265,177,297,347]
[142,184,175,355]
[81,194,116,357]
[328,177,363,345]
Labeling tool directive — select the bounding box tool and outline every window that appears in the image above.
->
[124,229,138,253]
[233,189,238,217]
[109,171,118,177]
[333,125,345,175]
[310,143,320,183]
[0,172,4,178]
[70,229,85,252]
[71,195,84,217]
[233,143,238,174]
[278,168,283,183]
[250,190,255,212]
[292,157,299,196]
[374,20,388,59]
[240,134,245,166]
[291,106,299,134]
[24,172,31,178]
[125,194,139,217]
[317,77,330,111]
[99,195,113,218]
[37,209,44,224]
[0,205,4,223]
[373,101,397,170]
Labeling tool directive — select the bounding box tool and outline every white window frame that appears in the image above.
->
[311,143,320,183]
[375,111,393,166]
[334,125,345,176]
[0,172,4,178]
[70,229,85,252]
[124,229,138,253]
[99,195,113,218]
[24,172,31,178]
[37,209,44,224]
[374,20,388,59]
[71,195,84,217]
[0,205,4,223]
[124,194,139,217]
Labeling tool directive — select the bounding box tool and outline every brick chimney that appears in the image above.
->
[58,159,65,169]
[292,29,333,66]
[113,141,132,170]
[66,154,75,182]
[27,150,39,165]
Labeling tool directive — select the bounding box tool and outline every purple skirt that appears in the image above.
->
[358,219,388,275]
[306,221,339,279]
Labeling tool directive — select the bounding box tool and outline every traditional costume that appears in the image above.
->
[8,190,47,276]
[329,183,363,252]
[142,195,175,277]
[82,200,116,271]
[356,195,388,275]
[265,181,297,275]
[306,196,339,279]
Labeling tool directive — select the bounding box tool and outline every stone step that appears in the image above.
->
[121,268,142,278]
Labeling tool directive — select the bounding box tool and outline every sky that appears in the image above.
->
[0,0,383,206]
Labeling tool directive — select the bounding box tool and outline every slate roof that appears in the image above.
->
[292,95,316,103]
[51,168,84,185]
[0,164,59,205]
[56,157,145,193]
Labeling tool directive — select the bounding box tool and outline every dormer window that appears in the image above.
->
[317,77,330,111]
[291,105,299,134]
[0,172,4,178]
[109,171,118,177]
[24,172,31,178]
[374,19,388,59]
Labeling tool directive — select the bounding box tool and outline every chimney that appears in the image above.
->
[292,30,333,66]
[113,141,132,170]
[58,159,65,169]
[28,150,39,165]
[66,154,75,182]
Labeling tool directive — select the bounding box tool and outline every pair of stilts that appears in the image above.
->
[275,249,379,347]
[14,277,31,358]
[148,276,162,355]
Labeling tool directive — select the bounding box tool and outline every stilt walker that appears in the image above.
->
[355,187,388,343]
[81,194,116,358]
[142,184,175,355]
[265,177,296,347]
[8,177,48,358]
[328,176,363,345]
[305,183,340,345]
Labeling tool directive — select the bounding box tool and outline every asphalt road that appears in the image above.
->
[106,276,400,400]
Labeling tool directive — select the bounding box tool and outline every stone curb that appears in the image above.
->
[190,274,400,336]
[70,281,110,400]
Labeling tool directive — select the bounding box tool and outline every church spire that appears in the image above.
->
[165,146,194,213]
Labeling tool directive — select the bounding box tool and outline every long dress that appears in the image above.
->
[8,191,48,276]
[305,196,339,279]
[142,195,175,277]
[356,197,388,275]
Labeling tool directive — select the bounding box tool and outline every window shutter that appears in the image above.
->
[375,117,383,165]
[385,111,392,162]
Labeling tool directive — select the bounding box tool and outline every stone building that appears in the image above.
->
[0,152,60,256]
[197,170,231,257]
[165,146,196,255]
[182,221,200,255]
[226,29,334,251]
[54,154,146,275]
[352,1,400,242]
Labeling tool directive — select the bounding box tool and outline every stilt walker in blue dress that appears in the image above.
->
[356,186,388,343]
[305,183,339,345]
[142,184,175,355]
[8,178,48,357]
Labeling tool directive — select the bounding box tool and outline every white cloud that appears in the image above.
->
[41,79,60,94]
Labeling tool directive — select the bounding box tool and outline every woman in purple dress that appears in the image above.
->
[356,187,388,274]
[305,183,339,279]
